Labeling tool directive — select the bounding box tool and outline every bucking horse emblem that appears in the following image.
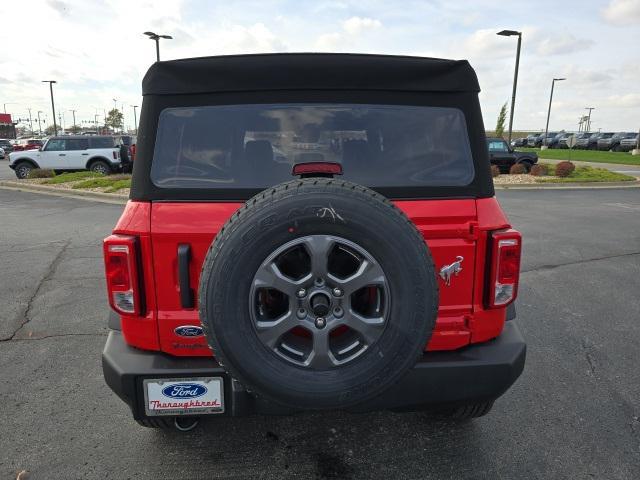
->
[439,256,464,286]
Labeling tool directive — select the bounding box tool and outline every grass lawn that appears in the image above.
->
[536,165,636,183]
[72,174,131,192]
[43,171,103,184]
[517,147,640,166]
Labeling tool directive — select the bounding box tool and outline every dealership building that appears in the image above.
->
[0,114,16,139]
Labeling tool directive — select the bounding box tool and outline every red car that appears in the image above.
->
[12,138,44,152]
[102,53,525,431]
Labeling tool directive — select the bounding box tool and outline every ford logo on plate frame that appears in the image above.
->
[161,383,208,399]
[174,325,204,337]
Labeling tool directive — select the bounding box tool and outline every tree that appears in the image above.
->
[105,108,124,132]
[495,102,507,138]
[44,125,57,136]
[69,124,81,134]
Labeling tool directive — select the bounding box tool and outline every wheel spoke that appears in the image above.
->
[306,329,337,369]
[303,236,334,278]
[253,262,302,297]
[342,309,385,345]
[333,259,385,295]
[255,311,296,348]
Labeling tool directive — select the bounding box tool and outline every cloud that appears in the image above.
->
[602,0,640,25]
[315,16,382,51]
[462,28,521,59]
[209,23,287,53]
[461,27,593,61]
[560,66,614,87]
[316,32,344,50]
[46,0,69,14]
[536,33,594,56]
[606,93,640,108]
[342,17,382,35]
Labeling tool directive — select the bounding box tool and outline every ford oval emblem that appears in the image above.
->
[174,325,204,337]
[161,383,208,399]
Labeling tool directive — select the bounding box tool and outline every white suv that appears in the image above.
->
[9,135,122,179]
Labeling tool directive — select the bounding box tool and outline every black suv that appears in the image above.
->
[537,132,558,148]
[547,132,572,149]
[487,137,538,172]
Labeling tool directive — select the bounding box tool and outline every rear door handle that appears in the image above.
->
[177,244,194,309]
[59,153,66,156]
[81,153,89,155]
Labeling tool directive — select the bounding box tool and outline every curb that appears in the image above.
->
[0,181,128,204]
[494,180,640,190]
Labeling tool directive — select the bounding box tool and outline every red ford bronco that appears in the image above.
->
[102,53,525,431]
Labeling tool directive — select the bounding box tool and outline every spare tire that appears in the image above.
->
[199,178,438,409]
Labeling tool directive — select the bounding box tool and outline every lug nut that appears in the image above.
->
[332,287,343,297]
[315,317,326,329]
[296,288,306,298]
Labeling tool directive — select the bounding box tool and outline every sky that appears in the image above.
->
[0,0,639,133]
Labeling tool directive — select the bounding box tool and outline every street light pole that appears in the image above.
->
[37,111,43,135]
[3,103,16,114]
[585,107,595,132]
[543,77,566,149]
[42,80,58,136]
[131,105,139,134]
[143,31,173,62]
[121,102,125,133]
[69,109,77,133]
[497,30,522,144]
[27,108,33,133]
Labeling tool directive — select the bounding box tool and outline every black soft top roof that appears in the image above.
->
[142,53,480,96]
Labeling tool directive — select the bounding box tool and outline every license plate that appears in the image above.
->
[143,377,224,416]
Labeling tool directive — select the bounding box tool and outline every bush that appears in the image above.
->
[27,169,56,179]
[490,165,500,177]
[509,163,526,174]
[555,161,576,178]
[530,164,548,176]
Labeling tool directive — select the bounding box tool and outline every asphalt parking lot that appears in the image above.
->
[1,187,639,479]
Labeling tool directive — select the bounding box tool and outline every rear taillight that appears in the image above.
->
[487,229,522,308]
[104,234,140,315]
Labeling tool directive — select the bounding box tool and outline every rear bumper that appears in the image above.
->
[103,321,526,419]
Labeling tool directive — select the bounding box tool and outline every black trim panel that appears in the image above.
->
[177,244,194,309]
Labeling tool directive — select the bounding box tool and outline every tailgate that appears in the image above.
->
[150,199,478,356]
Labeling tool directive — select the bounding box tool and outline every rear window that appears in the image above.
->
[150,103,475,189]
